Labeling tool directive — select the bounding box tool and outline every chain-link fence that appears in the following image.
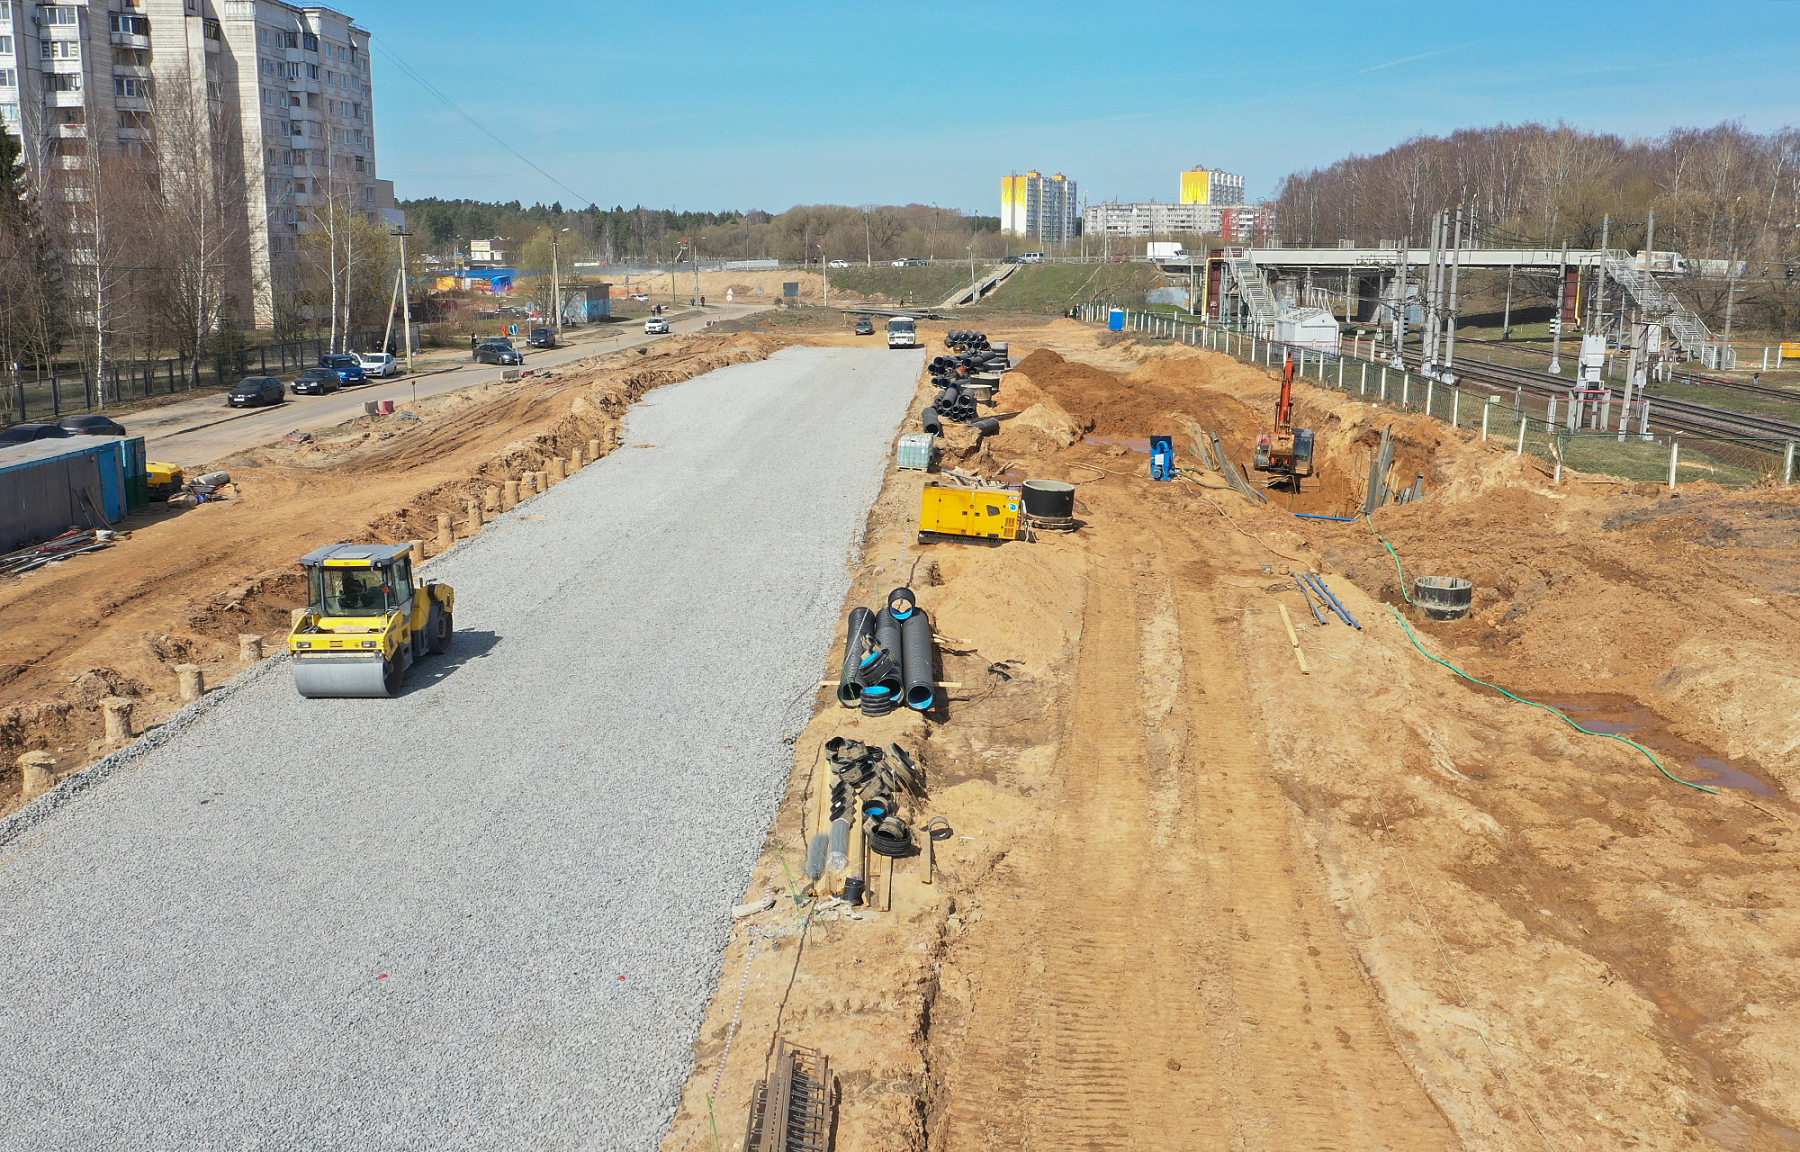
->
[1079,304,1795,491]
[1,330,388,427]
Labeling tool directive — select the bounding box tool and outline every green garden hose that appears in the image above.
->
[1383,605,1718,795]
[1365,515,1413,603]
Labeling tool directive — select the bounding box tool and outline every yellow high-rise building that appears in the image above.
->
[1179,166,1245,206]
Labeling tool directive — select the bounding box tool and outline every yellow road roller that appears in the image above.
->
[288,543,455,698]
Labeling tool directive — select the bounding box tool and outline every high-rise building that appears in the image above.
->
[0,0,382,326]
[1000,170,1079,244]
[1178,166,1244,206]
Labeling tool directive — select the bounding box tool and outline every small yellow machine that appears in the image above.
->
[146,462,184,500]
[288,543,455,698]
[917,485,1023,545]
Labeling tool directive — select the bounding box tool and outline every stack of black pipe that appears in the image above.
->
[945,330,990,351]
[836,588,937,715]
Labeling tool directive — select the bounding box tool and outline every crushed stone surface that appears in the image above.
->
[0,346,921,1152]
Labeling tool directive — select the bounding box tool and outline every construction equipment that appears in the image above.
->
[917,484,1023,545]
[146,462,184,501]
[287,543,455,698]
[1253,355,1315,490]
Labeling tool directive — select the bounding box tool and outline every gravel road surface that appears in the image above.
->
[0,346,920,1151]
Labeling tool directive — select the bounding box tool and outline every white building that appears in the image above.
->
[1084,201,1226,239]
[1000,170,1079,245]
[0,0,383,325]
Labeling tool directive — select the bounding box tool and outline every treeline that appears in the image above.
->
[398,198,1007,268]
[1273,121,1800,337]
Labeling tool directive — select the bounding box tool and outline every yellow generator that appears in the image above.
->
[918,485,1023,545]
[147,462,184,500]
[288,543,455,698]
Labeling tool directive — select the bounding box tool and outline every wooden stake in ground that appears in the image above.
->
[1278,602,1311,675]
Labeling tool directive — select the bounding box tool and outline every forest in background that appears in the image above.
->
[398,199,1006,269]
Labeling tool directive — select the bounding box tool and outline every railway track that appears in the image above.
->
[1395,352,1800,441]
[1454,336,1800,406]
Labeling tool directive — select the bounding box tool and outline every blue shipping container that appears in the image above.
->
[0,436,140,552]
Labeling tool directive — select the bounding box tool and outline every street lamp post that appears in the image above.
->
[967,245,974,284]
[386,228,414,374]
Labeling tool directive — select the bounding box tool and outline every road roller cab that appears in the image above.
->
[288,543,455,698]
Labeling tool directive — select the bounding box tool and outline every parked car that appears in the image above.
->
[628,293,649,301]
[58,414,127,435]
[291,368,342,395]
[644,317,670,335]
[854,317,875,336]
[890,258,928,267]
[1018,252,1046,264]
[1002,255,1022,264]
[527,327,557,348]
[226,377,286,407]
[827,259,850,269]
[0,423,73,446]
[356,352,399,377]
[318,354,367,385]
[474,342,523,365]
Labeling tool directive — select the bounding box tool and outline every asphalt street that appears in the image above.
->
[126,302,766,466]
[0,345,921,1151]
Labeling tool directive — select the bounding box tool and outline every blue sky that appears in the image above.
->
[355,0,1800,214]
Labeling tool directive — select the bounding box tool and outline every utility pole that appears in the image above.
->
[1594,214,1610,341]
[819,244,828,307]
[1422,210,1445,377]
[1549,241,1567,374]
[551,226,570,339]
[1389,242,1408,369]
[1501,264,1514,339]
[1442,207,1465,384]
[383,228,412,364]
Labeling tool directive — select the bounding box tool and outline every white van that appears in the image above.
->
[1018,252,1046,264]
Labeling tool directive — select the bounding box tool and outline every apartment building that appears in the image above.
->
[0,0,382,325]
[1084,200,1224,239]
[1000,170,1079,245]
[1178,165,1244,206]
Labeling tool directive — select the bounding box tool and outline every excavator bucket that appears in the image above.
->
[292,655,398,699]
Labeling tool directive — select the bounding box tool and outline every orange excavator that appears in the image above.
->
[1253,355,1316,490]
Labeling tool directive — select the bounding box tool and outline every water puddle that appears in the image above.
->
[1083,436,1151,453]
[1548,694,1779,798]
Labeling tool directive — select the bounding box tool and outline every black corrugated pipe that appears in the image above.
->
[921,408,942,435]
[887,587,916,620]
[900,607,935,711]
[862,608,904,716]
[837,606,877,707]
[968,417,1001,436]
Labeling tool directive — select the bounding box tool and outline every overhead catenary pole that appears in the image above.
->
[1422,211,1446,376]
[1442,207,1465,384]
[1549,241,1568,374]
[1389,241,1408,369]
[1501,264,1514,338]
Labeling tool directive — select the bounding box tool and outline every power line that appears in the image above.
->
[369,33,596,209]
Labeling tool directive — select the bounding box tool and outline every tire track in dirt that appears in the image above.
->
[928,533,1223,1151]
[926,493,1460,1150]
[1175,554,1460,1150]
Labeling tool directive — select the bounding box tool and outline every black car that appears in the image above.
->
[59,414,127,436]
[291,368,342,396]
[228,377,286,407]
[474,342,524,366]
[527,327,556,348]
[318,354,368,385]
[0,423,74,446]
[854,317,875,336]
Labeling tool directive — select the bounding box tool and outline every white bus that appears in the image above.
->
[887,317,917,349]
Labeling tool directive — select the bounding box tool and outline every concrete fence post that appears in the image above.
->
[176,664,205,702]
[1360,362,1367,395]
[1668,434,1681,490]
[1516,416,1527,455]
[570,448,583,471]
[290,607,308,630]
[1785,441,1795,485]
[588,438,601,461]
[18,751,56,800]
[1451,389,1459,427]
[550,457,567,483]
[102,697,134,743]
[1402,374,1410,408]
[436,513,454,552]
[468,500,484,529]
[238,634,263,663]
[1482,396,1492,441]
[503,480,519,509]
[408,539,423,563]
